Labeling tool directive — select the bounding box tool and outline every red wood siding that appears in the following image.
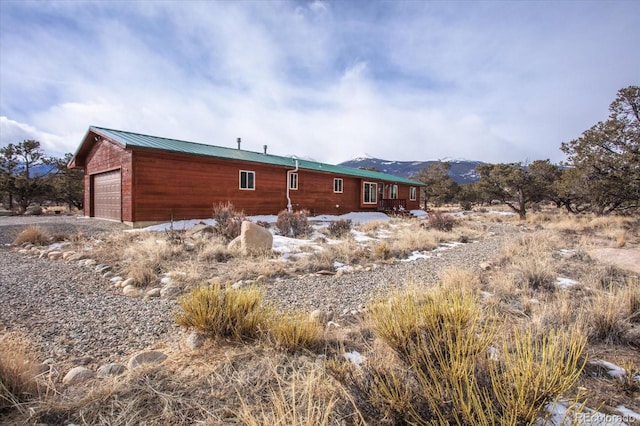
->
[82,139,133,222]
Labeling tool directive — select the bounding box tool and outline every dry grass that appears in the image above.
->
[268,311,325,354]
[13,226,50,246]
[8,208,640,424]
[174,283,269,340]
[0,333,41,413]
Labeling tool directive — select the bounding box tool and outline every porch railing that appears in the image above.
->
[378,198,407,211]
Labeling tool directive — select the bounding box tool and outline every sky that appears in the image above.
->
[0,0,638,165]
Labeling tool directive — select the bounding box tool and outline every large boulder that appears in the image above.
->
[229,221,273,255]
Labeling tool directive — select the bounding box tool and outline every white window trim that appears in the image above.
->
[239,170,255,190]
[289,172,298,190]
[363,181,377,204]
[333,178,343,193]
[410,186,417,201]
[390,184,399,200]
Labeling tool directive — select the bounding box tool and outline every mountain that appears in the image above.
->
[338,156,485,184]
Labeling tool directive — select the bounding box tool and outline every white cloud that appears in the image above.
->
[0,1,638,166]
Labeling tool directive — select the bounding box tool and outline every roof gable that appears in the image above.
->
[70,126,425,186]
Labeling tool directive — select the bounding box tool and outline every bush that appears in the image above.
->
[276,210,313,238]
[327,219,352,238]
[268,311,324,353]
[213,202,245,241]
[174,283,268,340]
[0,334,40,411]
[426,212,456,232]
[13,226,50,246]
[340,286,587,425]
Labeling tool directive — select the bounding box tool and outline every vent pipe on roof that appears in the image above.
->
[237,138,241,150]
[263,145,268,154]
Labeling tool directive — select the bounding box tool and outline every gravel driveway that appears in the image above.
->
[0,215,509,369]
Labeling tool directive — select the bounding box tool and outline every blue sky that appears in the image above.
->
[1,0,638,165]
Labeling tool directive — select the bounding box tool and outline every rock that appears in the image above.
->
[121,277,136,288]
[62,251,76,260]
[188,223,215,236]
[18,249,29,255]
[84,259,97,267]
[110,276,124,283]
[238,221,273,255]
[160,285,182,299]
[96,363,127,378]
[316,270,336,276]
[67,253,86,262]
[95,264,112,274]
[480,262,493,271]
[128,350,167,369]
[231,280,247,289]
[186,331,206,350]
[123,285,139,297]
[63,366,95,385]
[71,356,94,366]
[310,309,334,324]
[145,287,161,298]
[227,236,241,251]
[47,251,63,260]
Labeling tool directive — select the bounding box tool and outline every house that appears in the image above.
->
[68,126,425,227]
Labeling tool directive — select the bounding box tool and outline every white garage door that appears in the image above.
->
[92,170,121,221]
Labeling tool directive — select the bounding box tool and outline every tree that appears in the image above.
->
[412,161,460,209]
[476,160,559,219]
[560,86,640,215]
[48,153,84,210]
[0,140,52,213]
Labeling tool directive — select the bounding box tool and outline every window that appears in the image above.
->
[333,178,343,193]
[239,170,255,190]
[390,184,398,199]
[363,182,377,204]
[289,172,298,190]
[410,186,417,201]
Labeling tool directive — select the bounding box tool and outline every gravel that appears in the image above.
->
[0,215,510,369]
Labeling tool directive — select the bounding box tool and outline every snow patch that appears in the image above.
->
[556,277,579,289]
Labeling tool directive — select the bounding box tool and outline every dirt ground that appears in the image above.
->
[588,248,640,274]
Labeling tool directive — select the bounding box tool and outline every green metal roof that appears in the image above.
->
[89,126,424,186]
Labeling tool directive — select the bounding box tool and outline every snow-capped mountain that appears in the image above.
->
[338,157,485,184]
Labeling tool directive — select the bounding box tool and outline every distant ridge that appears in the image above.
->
[338,157,485,184]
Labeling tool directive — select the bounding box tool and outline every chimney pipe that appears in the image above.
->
[263,145,268,154]
[237,137,241,150]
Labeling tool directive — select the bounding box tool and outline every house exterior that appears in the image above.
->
[68,126,425,227]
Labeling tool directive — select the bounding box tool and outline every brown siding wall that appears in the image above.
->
[128,149,420,223]
[82,140,133,222]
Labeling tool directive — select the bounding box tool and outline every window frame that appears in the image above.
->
[289,172,298,190]
[390,184,399,200]
[333,178,343,193]
[239,170,255,190]
[363,181,378,204]
[409,186,417,201]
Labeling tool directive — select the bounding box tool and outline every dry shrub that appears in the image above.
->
[123,235,183,286]
[349,286,587,425]
[327,219,352,238]
[277,210,313,238]
[174,283,268,340]
[388,226,443,258]
[213,202,245,241]
[236,360,343,426]
[0,333,40,411]
[490,327,587,423]
[426,212,457,232]
[438,267,481,292]
[13,226,50,246]
[357,219,391,236]
[198,236,234,262]
[268,311,324,353]
[512,257,556,292]
[588,285,637,343]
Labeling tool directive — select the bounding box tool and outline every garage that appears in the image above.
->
[92,169,121,221]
